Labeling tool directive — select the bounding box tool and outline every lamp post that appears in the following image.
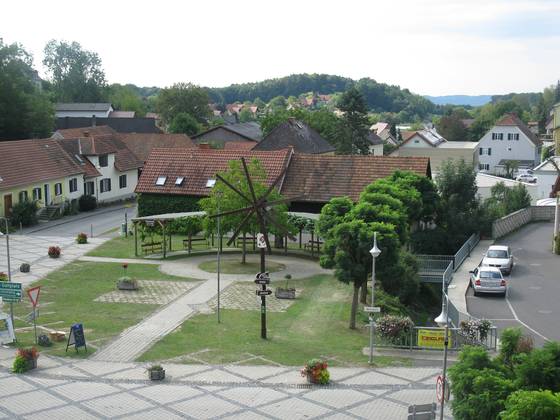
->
[0,217,13,329]
[435,272,450,420]
[368,232,381,364]
[216,191,223,323]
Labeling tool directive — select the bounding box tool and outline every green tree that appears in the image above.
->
[436,113,469,142]
[500,390,560,420]
[502,160,519,179]
[336,87,371,154]
[515,341,560,392]
[43,40,107,102]
[0,39,54,140]
[238,107,255,122]
[268,95,287,111]
[156,82,211,126]
[200,159,288,263]
[108,84,147,116]
[168,113,202,136]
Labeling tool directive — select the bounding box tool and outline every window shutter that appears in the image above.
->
[488,148,491,156]
[479,148,483,155]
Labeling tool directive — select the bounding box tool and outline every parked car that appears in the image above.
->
[481,245,513,275]
[469,267,507,297]
[515,173,537,183]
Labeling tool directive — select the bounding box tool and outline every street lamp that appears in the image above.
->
[435,271,450,420]
[0,217,14,330]
[368,232,381,364]
[216,191,223,323]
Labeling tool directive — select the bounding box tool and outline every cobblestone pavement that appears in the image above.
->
[207,283,301,312]
[95,280,203,305]
[0,235,108,287]
[0,347,452,419]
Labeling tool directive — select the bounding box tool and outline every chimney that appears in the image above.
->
[78,138,83,155]
[199,143,210,150]
[92,115,97,127]
[83,130,89,137]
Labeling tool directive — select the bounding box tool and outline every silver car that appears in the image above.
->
[481,245,513,275]
[470,266,507,297]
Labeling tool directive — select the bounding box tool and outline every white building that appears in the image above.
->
[533,157,560,199]
[476,173,540,204]
[477,113,540,175]
[370,122,397,146]
[55,103,114,118]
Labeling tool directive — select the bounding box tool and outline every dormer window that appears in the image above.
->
[175,177,184,186]
[99,154,108,167]
[206,179,216,188]
[156,176,167,186]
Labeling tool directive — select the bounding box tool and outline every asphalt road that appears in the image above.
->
[20,203,137,238]
[467,222,558,346]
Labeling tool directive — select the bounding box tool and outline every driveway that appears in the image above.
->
[467,222,558,346]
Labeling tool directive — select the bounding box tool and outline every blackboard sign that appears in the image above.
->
[65,323,87,353]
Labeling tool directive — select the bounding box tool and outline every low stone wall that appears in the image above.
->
[492,206,555,239]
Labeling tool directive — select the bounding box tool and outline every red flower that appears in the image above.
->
[123,263,128,269]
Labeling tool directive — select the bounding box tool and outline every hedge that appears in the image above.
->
[137,193,201,217]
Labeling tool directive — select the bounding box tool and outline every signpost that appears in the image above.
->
[0,282,22,303]
[364,306,381,313]
[27,286,40,344]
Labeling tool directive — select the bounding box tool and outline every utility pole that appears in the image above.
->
[368,232,381,364]
[1,218,14,331]
[217,191,222,323]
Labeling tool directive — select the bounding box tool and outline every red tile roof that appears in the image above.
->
[281,154,431,202]
[55,125,117,139]
[135,148,292,196]
[223,141,257,150]
[119,133,195,162]
[0,139,85,190]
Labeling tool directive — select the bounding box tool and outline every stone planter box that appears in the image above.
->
[275,288,296,299]
[117,279,138,291]
[148,369,165,381]
[26,358,38,371]
[20,263,30,273]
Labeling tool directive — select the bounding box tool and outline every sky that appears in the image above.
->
[1,0,559,96]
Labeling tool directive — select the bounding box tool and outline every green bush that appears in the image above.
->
[515,341,560,392]
[137,193,200,217]
[500,390,560,420]
[499,327,523,368]
[12,355,28,373]
[10,199,38,227]
[78,195,97,212]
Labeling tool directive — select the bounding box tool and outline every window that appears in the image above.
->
[119,174,127,189]
[100,178,111,193]
[69,178,78,193]
[18,191,28,202]
[206,179,216,188]
[32,187,42,201]
[54,183,62,196]
[507,133,520,141]
[479,163,490,171]
[488,147,491,156]
[175,177,184,186]
[414,140,420,143]
[479,148,491,155]
[155,176,167,186]
[492,133,503,140]
[479,148,483,155]
[514,133,519,140]
[99,154,109,167]
[84,181,95,196]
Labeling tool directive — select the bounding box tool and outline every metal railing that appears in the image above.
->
[453,233,479,271]
[374,326,498,352]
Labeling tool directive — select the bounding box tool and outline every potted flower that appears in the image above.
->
[13,347,39,373]
[301,359,330,385]
[19,263,30,273]
[0,272,7,282]
[147,364,165,381]
[48,246,61,258]
[275,274,296,299]
[76,232,88,244]
[117,263,138,290]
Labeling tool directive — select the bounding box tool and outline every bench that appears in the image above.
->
[235,236,256,250]
[304,240,323,255]
[408,403,436,420]
[141,241,162,254]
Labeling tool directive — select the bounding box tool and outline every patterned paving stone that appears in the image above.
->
[186,368,249,384]
[302,388,376,409]
[376,367,440,382]
[25,405,100,420]
[82,393,155,417]
[341,370,409,386]
[348,397,408,419]
[0,376,37,396]
[387,388,437,406]
[120,407,185,420]
[256,396,330,419]
[170,394,242,418]
[51,381,121,402]
[217,387,288,408]
[221,411,271,420]
[133,384,203,404]
[94,280,201,304]
[207,283,301,312]
[0,390,66,415]
[224,366,290,381]
[73,360,136,377]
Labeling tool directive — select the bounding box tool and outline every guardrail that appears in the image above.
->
[374,325,498,352]
[453,233,479,270]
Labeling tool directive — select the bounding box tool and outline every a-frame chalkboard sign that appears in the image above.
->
[65,323,87,353]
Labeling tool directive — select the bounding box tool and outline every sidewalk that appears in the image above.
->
[0,347,453,419]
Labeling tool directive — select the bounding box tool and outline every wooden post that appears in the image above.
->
[134,223,138,257]
[284,235,288,255]
[160,222,166,259]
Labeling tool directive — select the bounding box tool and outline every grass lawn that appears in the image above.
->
[10,261,196,358]
[139,274,404,367]
[198,260,285,274]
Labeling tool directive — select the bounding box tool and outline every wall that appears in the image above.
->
[88,153,138,203]
[369,144,383,156]
[477,126,538,173]
[492,206,555,239]
[0,175,84,218]
[392,147,477,172]
[401,134,432,148]
[55,110,111,118]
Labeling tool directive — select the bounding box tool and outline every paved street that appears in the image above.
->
[19,203,137,238]
[467,222,558,346]
[0,347,451,419]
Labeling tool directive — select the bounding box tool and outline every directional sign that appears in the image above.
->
[256,289,272,296]
[256,233,267,249]
[364,306,381,313]
[27,286,41,308]
[0,282,22,303]
[254,278,270,285]
[255,272,270,280]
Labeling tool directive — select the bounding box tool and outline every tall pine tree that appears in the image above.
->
[336,87,371,154]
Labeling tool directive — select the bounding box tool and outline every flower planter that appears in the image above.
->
[275,288,296,299]
[26,357,38,371]
[306,373,320,384]
[148,369,165,381]
[117,279,138,291]
[20,263,30,273]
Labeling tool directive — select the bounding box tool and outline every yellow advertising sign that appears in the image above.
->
[417,329,451,349]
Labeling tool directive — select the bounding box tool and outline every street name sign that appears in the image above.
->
[0,282,22,303]
[256,289,272,296]
[364,306,381,313]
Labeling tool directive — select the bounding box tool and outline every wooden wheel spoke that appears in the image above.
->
[226,208,256,246]
[215,174,252,204]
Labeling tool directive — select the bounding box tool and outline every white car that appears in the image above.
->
[481,245,513,275]
[469,266,507,297]
[515,173,537,183]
